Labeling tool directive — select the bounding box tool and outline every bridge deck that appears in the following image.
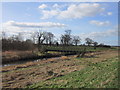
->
[46,49,83,52]
[44,46,91,53]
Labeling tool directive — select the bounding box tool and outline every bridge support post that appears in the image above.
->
[77,48,86,57]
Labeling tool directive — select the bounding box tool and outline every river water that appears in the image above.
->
[1,57,61,67]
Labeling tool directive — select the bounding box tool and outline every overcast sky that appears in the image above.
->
[1,2,118,45]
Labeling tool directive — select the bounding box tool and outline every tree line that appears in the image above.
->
[1,30,110,51]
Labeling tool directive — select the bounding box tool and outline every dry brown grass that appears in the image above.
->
[60,56,69,60]
[2,50,118,88]
[2,50,38,63]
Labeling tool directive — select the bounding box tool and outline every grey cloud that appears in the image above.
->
[6,21,66,28]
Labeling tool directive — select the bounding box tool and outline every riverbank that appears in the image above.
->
[2,50,78,66]
[2,49,118,88]
[2,51,38,64]
[2,47,117,65]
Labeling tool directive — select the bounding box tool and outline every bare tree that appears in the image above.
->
[36,30,47,52]
[99,43,104,46]
[37,31,46,45]
[60,35,65,45]
[19,33,23,41]
[73,36,81,46]
[93,41,98,49]
[14,33,23,42]
[60,30,72,45]
[2,31,6,39]
[31,32,38,44]
[85,38,94,46]
[45,32,54,45]
[2,32,35,51]
[65,30,71,36]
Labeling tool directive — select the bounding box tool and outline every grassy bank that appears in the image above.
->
[2,50,64,64]
[2,50,118,88]
[2,51,38,64]
[27,56,118,88]
[2,46,117,64]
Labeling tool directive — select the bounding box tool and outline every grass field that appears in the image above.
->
[2,49,118,88]
[26,56,118,88]
[45,45,116,52]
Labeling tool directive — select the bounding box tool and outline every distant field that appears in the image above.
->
[27,56,118,88]
[45,45,114,51]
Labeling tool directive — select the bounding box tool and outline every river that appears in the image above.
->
[1,56,62,67]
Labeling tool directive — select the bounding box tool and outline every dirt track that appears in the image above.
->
[2,50,118,88]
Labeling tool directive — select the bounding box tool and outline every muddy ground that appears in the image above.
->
[2,50,118,88]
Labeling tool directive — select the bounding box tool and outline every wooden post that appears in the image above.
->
[77,47,86,57]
